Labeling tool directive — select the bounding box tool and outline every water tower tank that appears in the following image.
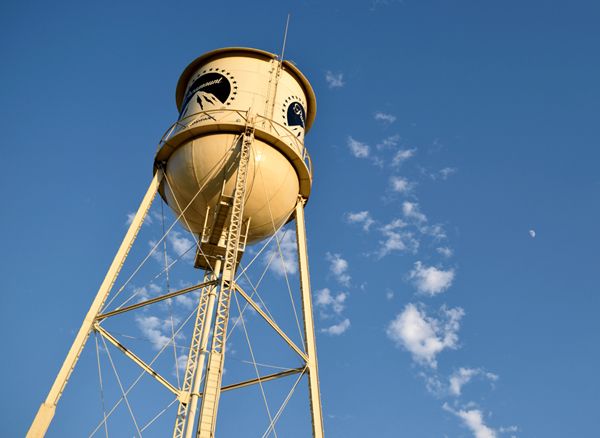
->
[154,47,316,245]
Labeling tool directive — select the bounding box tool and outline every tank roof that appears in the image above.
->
[175,47,317,131]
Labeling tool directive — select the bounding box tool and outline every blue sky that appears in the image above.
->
[2,0,600,437]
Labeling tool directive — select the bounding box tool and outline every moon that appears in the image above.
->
[529,229,536,238]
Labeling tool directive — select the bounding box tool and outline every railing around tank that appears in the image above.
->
[157,109,312,175]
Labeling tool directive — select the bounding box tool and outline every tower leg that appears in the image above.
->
[27,171,163,438]
[295,198,325,438]
[173,260,222,438]
[195,120,255,438]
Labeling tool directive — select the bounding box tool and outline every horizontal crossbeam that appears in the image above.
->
[94,324,180,397]
[188,367,305,398]
[96,280,217,321]
[221,367,305,393]
[234,284,308,362]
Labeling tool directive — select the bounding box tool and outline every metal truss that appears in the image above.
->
[195,116,255,437]
[173,267,220,438]
[27,113,324,438]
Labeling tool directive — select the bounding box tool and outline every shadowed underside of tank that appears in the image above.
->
[160,133,300,244]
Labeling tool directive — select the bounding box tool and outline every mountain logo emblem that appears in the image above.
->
[286,101,306,129]
[282,96,307,137]
[180,71,234,117]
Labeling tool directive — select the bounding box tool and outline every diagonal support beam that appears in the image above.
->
[234,284,308,362]
[96,280,218,321]
[94,324,180,397]
[221,367,305,393]
[27,171,162,438]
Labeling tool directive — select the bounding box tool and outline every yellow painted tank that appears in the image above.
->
[154,47,316,244]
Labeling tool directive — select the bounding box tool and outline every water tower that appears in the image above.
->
[28,47,324,437]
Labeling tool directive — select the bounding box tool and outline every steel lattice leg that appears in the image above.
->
[173,262,221,438]
[195,120,255,438]
[295,198,324,438]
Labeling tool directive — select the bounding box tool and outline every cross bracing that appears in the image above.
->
[27,115,323,438]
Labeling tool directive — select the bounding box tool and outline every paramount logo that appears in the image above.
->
[179,72,232,118]
[197,77,223,90]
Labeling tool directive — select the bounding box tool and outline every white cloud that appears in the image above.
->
[403,201,427,223]
[347,136,370,158]
[131,283,162,302]
[150,210,165,223]
[315,288,347,315]
[437,246,453,258]
[422,224,447,241]
[175,289,200,309]
[371,156,385,168]
[529,229,536,238]
[449,368,479,396]
[378,230,418,257]
[346,210,375,231]
[132,285,150,302]
[126,211,153,226]
[421,368,499,397]
[376,134,401,150]
[448,368,482,396]
[230,314,247,327]
[499,425,519,434]
[326,253,351,286]
[176,354,188,372]
[325,71,345,88]
[392,148,416,166]
[321,318,351,335]
[410,261,455,296]
[425,166,457,181]
[264,231,298,276]
[448,368,499,397]
[485,371,500,382]
[148,240,171,265]
[420,372,445,396]
[377,219,418,258]
[443,403,497,438]
[390,176,412,193]
[136,315,173,350]
[439,167,457,180]
[149,232,195,266]
[168,231,195,261]
[382,218,407,230]
[374,112,396,124]
[126,212,136,226]
[386,290,394,300]
[386,303,464,368]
